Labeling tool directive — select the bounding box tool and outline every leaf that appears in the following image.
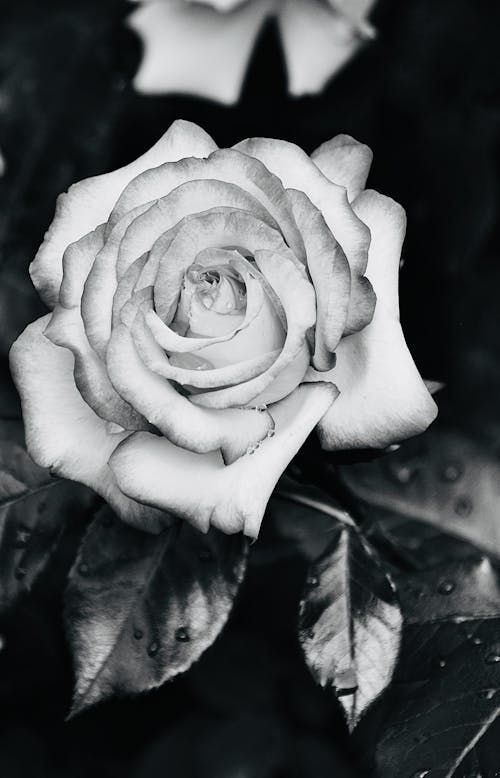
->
[337,425,500,558]
[0,418,95,612]
[372,529,500,778]
[396,555,500,625]
[375,618,500,778]
[65,507,248,716]
[299,524,402,731]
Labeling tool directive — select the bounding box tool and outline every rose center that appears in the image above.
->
[186,263,247,316]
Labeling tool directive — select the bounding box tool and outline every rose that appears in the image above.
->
[10,119,437,538]
[129,0,377,104]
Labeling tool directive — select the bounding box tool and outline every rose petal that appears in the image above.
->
[234,137,370,272]
[152,208,302,323]
[45,304,146,431]
[128,0,273,104]
[81,203,153,357]
[134,312,280,390]
[31,120,217,307]
[181,250,285,369]
[109,383,338,537]
[111,253,149,331]
[191,248,315,408]
[277,0,373,96]
[58,226,105,309]
[115,178,280,280]
[106,292,275,465]
[107,149,305,260]
[287,189,351,369]
[44,229,147,430]
[186,0,247,10]
[318,190,438,450]
[145,269,267,354]
[9,316,168,533]
[311,133,373,201]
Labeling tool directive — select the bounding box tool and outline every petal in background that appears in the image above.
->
[318,191,437,450]
[128,0,275,104]
[277,0,376,96]
[9,316,168,533]
[109,383,338,538]
[31,120,217,308]
[311,133,373,201]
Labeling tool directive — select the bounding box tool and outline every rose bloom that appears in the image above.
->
[129,0,377,104]
[10,120,437,538]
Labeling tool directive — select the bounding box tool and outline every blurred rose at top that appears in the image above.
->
[128,0,377,104]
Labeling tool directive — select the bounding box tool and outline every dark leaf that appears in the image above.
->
[0,418,95,612]
[337,426,500,558]
[366,513,483,573]
[396,555,500,625]
[65,507,248,716]
[299,525,402,731]
[270,475,355,562]
[374,548,500,776]
[376,618,500,778]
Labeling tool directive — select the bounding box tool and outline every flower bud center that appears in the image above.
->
[186,263,247,316]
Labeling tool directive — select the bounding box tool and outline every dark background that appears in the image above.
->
[1,1,500,775]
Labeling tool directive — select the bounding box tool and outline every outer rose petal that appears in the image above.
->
[235,137,375,335]
[9,316,168,533]
[287,189,351,368]
[128,0,274,104]
[233,137,370,273]
[318,190,437,450]
[31,120,217,307]
[109,383,338,538]
[44,228,146,430]
[115,178,280,280]
[311,134,373,201]
[277,0,375,97]
[81,203,153,357]
[107,149,305,261]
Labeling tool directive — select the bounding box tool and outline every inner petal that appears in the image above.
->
[172,248,248,341]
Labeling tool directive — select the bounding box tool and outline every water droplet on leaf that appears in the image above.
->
[175,627,190,642]
[486,653,500,664]
[437,580,455,595]
[78,563,89,577]
[133,629,143,640]
[394,465,414,484]
[411,771,430,778]
[306,574,319,588]
[148,642,159,657]
[441,462,463,482]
